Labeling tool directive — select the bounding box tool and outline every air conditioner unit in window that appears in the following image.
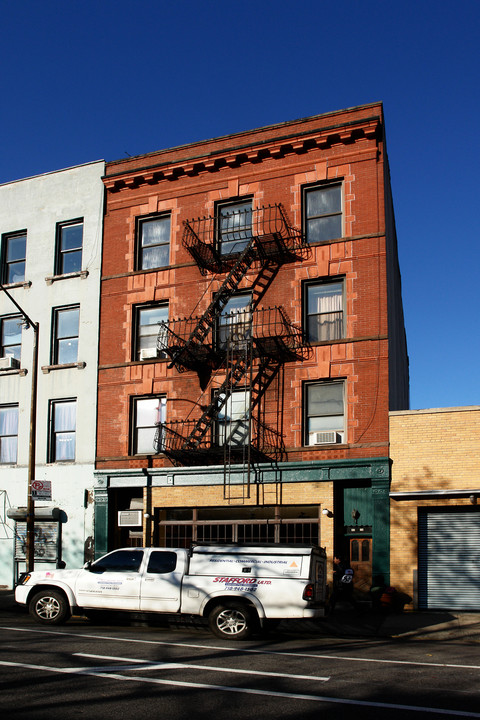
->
[313,431,343,445]
[118,510,143,527]
[0,356,20,370]
[139,348,157,361]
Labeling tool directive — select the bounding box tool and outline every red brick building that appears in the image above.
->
[95,102,408,591]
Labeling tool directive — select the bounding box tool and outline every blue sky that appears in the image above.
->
[1,0,479,410]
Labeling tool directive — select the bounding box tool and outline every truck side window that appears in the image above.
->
[147,551,177,574]
[90,550,144,573]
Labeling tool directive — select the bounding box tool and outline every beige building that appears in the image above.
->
[389,406,480,610]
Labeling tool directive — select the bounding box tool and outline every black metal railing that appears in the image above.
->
[157,306,308,372]
[154,416,284,465]
[182,204,309,275]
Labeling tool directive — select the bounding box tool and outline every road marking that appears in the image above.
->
[0,658,478,717]
[2,626,480,672]
[74,652,330,681]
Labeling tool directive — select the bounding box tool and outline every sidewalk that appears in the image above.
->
[1,589,479,642]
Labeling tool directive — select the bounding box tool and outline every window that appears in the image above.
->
[2,232,26,284]
[137,215,170,270]
[132,396,166,455]
[52,306,79,364]
[304,184,342,243]
[90,549,144,573]
[305,280,344,342]
[49,399,76,462]
[56,220,83,275]
[135,304,168,361]
[217,200,252,255]
[0,405,18,464]
[147,551,177,574]
[216,390,250,446]
[1,315,22,361]
[216,294,252,350]
[305,381,344,445]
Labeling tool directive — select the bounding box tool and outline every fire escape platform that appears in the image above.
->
[182,204,309,275]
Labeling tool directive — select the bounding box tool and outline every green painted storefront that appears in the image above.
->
[94,456,391,583]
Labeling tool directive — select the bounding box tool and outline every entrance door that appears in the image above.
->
[349,537,372,594]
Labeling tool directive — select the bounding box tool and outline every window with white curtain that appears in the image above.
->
[0,404,18,464]
[49,399,76,462]
[305,381,345,446]
[137,215,170,270]
[305,280,344,342]
[133,396,166,455]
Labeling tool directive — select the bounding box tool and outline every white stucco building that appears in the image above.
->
[0,160,104,587]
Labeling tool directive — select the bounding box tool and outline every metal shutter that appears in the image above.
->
[418,509,480,610]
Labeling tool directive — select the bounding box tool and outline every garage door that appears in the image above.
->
[418,509,480,610]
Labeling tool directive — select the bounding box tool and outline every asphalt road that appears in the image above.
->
[1,610,479,719]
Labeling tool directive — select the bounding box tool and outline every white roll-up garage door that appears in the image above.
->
[418,509,480,610]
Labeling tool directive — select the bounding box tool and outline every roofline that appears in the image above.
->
[105,102,384,179]
[0,159,105,188]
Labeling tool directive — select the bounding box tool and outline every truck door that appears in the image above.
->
[75,549,144,610]
[140,550,183,612]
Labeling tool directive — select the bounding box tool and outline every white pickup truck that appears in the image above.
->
[16,543,327,639]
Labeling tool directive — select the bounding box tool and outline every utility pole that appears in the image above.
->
[0,283,38,572]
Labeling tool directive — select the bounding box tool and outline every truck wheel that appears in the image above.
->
[208,602,256,640]
[29,590,71,625]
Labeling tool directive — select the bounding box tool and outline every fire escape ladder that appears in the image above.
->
[167,240,257,372]
[182,354,251,451]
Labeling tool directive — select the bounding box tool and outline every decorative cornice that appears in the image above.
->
[104,117,381,194]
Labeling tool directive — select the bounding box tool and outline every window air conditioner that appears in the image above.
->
[313,431,343,445]
[0,356,20,370]
[118,510,143,527]
[139,348,157,361]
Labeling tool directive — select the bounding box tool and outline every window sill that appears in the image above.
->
[45,270,88,285]
[0,280,31,289]
[0,367,27,376]
[41,361,86,374]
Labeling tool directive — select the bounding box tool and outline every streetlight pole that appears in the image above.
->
[0,283,38,572]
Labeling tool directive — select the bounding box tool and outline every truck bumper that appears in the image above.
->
[303,606,326,618]
[15,585,29,606]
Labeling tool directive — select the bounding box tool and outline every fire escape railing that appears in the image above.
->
[153,203,310,467]
[155,416,284,466]
[157,306,308,373]
[182,203,309,275]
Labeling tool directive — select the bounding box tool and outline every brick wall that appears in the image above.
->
[97,103,393,469]
[389,406,480,605]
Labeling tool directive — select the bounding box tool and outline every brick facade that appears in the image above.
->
[95,103,408,588]
[390,406,480,607]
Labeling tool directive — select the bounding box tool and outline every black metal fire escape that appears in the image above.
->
[153,204,310,489]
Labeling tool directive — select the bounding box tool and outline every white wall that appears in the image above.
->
[0,161,104,587]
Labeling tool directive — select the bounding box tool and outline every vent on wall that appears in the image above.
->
[0,356,20,370]
[313,431,343,445]
[118,510,143,527]
[139,348,157,361]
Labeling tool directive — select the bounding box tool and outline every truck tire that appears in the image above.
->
[29,589,71,625]
[208,601,257,640]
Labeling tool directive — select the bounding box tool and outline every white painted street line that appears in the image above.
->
[74,651,330,681]
[0,658,479,717]
[3,625,480,672]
